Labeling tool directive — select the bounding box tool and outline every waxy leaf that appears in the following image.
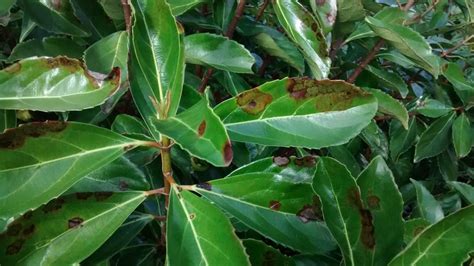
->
[17,0,89,37]
[148,96,232,167]
[168,0,207,16]
[272,0,331,79]
[0,192,146,264]
[167,186,249,266]
[416,98,453,118]
[8,37,85,62]
[70,0,116,41]
[0,57,121,112]
[411,179,444,224]
[414,112,455,162]
[215,78,377,149]
[309,0,337,34]
[452,112,472,158]
[184,33,255,73]
[215,71,250,96]
[367,88,409,129]
[130,0,185,130]
[365,65,409,98]
[0,122,145,217]
[442,62,474,104]
[366,17,440,77]
[389,118,417,160]
[389,206,474,265]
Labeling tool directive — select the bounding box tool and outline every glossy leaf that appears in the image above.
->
[213,0,235,32]
[0,192,146,264]
[367,88,408,129]
[243,239,293,266]
[130,0,185,130]
[272,0,331,79]
[361,121,389,159]
[355,156,404,265]
[166,186,249,266]
[215,78,377,149]
[442,62,474,104]
[452,112,472,158]
[449,181,474,204]
[411,179,444,223]
[366,16,440,77]
[309,0,337,34]
[328,145,361,177]
[337,0,365,22]
[403,218,430,244]
[169,0,207,16]
[414,112,455,162]
[436,149,458,181]
[390,118,417,160]
[0,110,16,132]
[0,57,121,112]
[365,66,409,98]
[70,0,116,41]
[389,206,474,265]
[184,33,255,73]
[8,37,85,62]
[416,98,453,118]
[147,96,232,167]
[112,114,153,141]
[215,71,250,96]
[17,0,89,37]
[0,122,145,217]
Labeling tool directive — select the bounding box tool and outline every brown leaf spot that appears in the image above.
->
[119,181,129,191]
[348,188,376,249]
[297,204,322,223]
[76,192,93,200]
[68,217,84,229]
[414,226,427,237]
[22,211,33,220]
[6,223,22,237]
[6,239,25,255]
[198,120,206,137]
[189,213,196,220]
[326,12,336,24]
[3,62,21,74]
[42,57,82,73]
[367,195,380,210]
[196,182,212,191]
[294,156,317,167]
[42,198,65,214]
[269,200,281,211]
[94,192,113,201]
[236,89,273,115]
[22,224,35,237]
[0,121,67,149]
[223,141,233,165]
[316,0,325,5]
[273,156,290,167]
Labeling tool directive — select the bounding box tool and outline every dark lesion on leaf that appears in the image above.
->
[76,192,93,200]
[6,239,25,255]
[42,198,65,214]
[22,224,35,237]
[269,200,281,211]
[41,57,83,73]
[273,156,290,167]
[236,88,273,115]
[196,182,212,191]
[297,196,323,223]
[3,62,21,74]
[68,217,84,229]
[94,192,114,201]
[223,141,233,165]
[6,223,22,237]
[0,121,67,149]
[348,188,376,249]
[197,120,207,137]
[294,156,317,167]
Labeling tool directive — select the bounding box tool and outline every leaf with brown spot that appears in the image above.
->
[0,57,121,112]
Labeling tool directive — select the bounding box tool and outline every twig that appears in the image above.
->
[197,69,214,93]
[330,38,344,61]
[255,0,269,22]
[347,39,385,83]
[441,35,474,57]
[405,0,438,25]
[120,0,132,33]
[258,54,271,76]
[145,187,166,196]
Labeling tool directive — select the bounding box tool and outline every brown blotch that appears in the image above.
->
[236,89,273,115]
[22,211,33,220]
[42,198,65,214]
[94,192,114,201]
[76,192,93,200]
[367,195,380,210]
[22,224,35,237]
[68,217,84,229]
[297,196,323,223]
[223,141,233,165]
[326,12,336,24]
[316,0,325,5]
[348,188,376,249]
[4,62,21,74]
[294,156,317,167]
[189,213,196,220]
[198,120,207,137]
[196,182,212,191]
[273,156,290,167]
[269,200,281,211]
[0,121,67,149]
[6,223,22,237]
[42,57,82,73]
[119,181,129,191]
[6,239,25,255]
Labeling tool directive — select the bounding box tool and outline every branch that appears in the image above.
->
[441,35,474,57]
[120,0,132,33]
[255,0,269,22]
[347,39,385,83]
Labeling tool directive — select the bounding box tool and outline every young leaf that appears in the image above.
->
[365,66,409,99]
[389,206,474,265]
[272,0,331,79]
[147,95,232,167]
[366,17,440,77]
[0,57,121,112]
[366,88,409,129]
[130,0,185,136]
[411,179,444,224]
[184,33,254,73]
[452,112,472,158]
[215,78,377,149]
[414,112,455,162]
[0,192,146,264]
[0,122,145,218]
[166,186,249,266]
[442,62,474,105]
[389,118,417,160]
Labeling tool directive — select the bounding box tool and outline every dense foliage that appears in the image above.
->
[0,0,473,265]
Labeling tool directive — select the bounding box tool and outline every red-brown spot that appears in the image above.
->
[68,217,84,229]
[119,181,128,191]
[94,192,113,201]
[196,182,212,191]
[367,195,380,210]
[223,141,233,165]
[236,88,273,115]
[42,198,65,214]
[297,205,322,223]
[348,188,375,249]
[273,156,290,167]
[269,200,281,211]
[22,224,35,237]
[198,120,206,137]
[189,213,196,220]
[6,223,22,237]
[0,121,67,149]
[294,156,317,167]
[76,192,93,200]
[22,211,33,220]
[316,0,325,5]
[6,239,25,255]
[4,62,21,74]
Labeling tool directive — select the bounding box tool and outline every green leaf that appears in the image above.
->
[366,88,409,128]
[168,0,207,16]
[309,0,337,34]
[147,96,232,167]
[272,0,331,79]
[0,0,15,17]
[414,112,455,162]
[215,78,377,149]
[442,62,474,104]
[403,218,430,244]
[8,37,85,62]
[17,0,89,37]
[389,206,474,265]
[167,186,249,266]
[112,114,153,141]
[70,0,116,41]
[0,192,146,264]
[355,156,404,265]
[184,33,255,73]
[361,121,389,159]
[389,118,417,160]
[0,57,121,112]
[366,16,440,77]
[0,110,16,132]
[0,122,145,218]
[436,149,458,181]
[337,0,365,22]
[452,112,472,158]
[214,71,250,96]
[130,0,185,131]
[416,98,453,118]
[194,170,337,254]
[243,239,293,266]
[411,179,444,224]
[365,66,409,98]
[328,145,361,177]
[213,0,235,32]
[449,181,474,204]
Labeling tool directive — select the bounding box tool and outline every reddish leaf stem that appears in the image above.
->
[346,39,385,83]
[120,0,132,33]
[255,0,269,22]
